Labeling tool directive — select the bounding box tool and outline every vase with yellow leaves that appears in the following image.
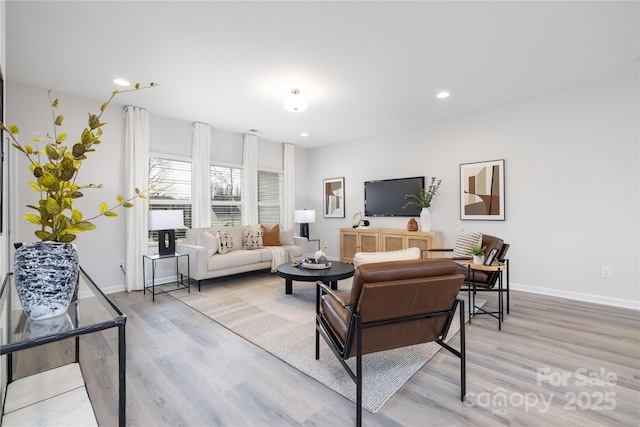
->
[1,83,156,319]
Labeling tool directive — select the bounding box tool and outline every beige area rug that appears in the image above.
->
[171,272,483,413]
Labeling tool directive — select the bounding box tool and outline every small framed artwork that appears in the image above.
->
[323,177,345,218]
[460,159,505,220]
[483,247,499,266]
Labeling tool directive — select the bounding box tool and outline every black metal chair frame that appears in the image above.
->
[315,282,466,427]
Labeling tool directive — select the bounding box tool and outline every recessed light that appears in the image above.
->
[436,91,450,99]
[300,132,309,137]
[113,78,130,87]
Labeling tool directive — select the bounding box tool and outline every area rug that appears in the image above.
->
[171,273,482,413]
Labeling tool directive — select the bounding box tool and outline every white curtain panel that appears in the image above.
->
[283,142,295,230]
[243,134,258,225]
[124,106,149,292]
[192,122,212,228]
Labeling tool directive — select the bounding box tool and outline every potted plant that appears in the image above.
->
[402,176,442,231]
[1,82,156,320]
[469,245,487,264]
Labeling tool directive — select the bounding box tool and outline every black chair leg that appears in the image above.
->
[356,317,362,427]
[460,298,466,401]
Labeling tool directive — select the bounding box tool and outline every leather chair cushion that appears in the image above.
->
[319,259,466,357]
[349,258,459,308]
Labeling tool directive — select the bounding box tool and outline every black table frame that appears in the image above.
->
[1,267,127,427]
[276,261,355,294]
[467,260,509,330]
[142,252,190,302]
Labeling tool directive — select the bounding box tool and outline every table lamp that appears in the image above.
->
[294,209,316,239]
[148,210,186,256]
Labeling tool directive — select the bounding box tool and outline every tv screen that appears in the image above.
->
[364,176,425,217]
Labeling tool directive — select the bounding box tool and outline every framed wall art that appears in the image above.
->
[460,159,505,220]
[323,177,345,218]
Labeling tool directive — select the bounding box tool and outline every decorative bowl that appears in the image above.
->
[302,261,331,270]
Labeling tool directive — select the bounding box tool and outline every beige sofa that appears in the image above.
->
[177,225,307,290]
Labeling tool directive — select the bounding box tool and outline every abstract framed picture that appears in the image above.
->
[460,159,505,220]
[323,177,345,218]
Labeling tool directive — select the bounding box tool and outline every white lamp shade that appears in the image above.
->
[148,210,186,231]
[294,210,316,223]
[284,89,308,113]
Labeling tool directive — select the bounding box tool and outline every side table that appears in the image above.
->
[142,253,190,302]
[466,260,508,330]
[1,268,127,426]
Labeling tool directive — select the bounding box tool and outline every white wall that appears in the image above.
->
[6,82,304,291]
[6,76,638,307]
[308,76,639,308]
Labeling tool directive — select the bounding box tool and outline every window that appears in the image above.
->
[149,157,192,239]
[210,165,243,226]
[258,170,283,225]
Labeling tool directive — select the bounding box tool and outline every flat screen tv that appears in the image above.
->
[364,176,425,217]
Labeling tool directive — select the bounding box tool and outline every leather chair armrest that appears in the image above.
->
[316,281,349,309]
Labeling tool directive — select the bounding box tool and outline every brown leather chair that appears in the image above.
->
[315,258,466,426]
[430,234,510,314]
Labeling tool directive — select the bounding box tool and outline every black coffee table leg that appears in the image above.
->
[285,279,293,294]
[329,280,337,291]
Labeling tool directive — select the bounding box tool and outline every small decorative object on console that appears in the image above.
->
[407,218,418,231]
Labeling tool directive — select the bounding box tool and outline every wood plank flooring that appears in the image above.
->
[9,277,640,426]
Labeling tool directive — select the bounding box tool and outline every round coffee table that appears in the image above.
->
[276,261,355,294]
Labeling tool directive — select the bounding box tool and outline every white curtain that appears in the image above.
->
[124,106,149,292]
[192,122,212,228]
[243,134,258,225]
[283,143,295,230]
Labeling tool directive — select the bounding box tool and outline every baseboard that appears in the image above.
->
[99,276,175,295]
[100,284,126,295]
[99,276,640,310]
[511,282,640,310]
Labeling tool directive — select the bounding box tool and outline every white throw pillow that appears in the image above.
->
[197,231,218,257]
[452,229,483,258]
[353,247,421,267]
[279,226,295,246]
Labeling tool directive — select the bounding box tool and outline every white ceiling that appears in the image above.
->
[5,1,639,149]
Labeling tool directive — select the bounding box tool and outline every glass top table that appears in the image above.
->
[1,267,127,426]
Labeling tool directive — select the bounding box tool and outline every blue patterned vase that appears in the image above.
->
[13,242,79,320]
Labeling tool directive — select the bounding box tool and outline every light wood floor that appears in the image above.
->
[11,276,640,426]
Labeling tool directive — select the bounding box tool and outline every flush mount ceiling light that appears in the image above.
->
[436,91,450,99]
[284,88,308,112]
[300,132,309,137]
[113,78,130,87]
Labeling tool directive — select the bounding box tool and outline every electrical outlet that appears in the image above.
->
[118,260,124,269]
[600,266,612,278]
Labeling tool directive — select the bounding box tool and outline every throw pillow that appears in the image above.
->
[242,228,264,250]
[197,231,218,257]
[452,229,483,258]
[353,247,421,267]
[216,230,234,254]
[279,226,295,246]
[261,224,281,246]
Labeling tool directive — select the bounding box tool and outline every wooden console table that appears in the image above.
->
[340,228,443,262]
